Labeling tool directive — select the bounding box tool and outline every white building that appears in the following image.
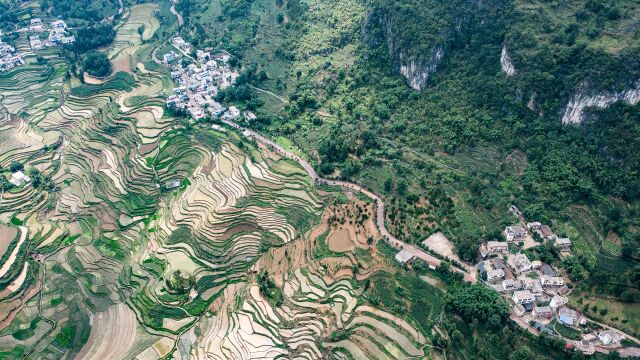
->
[394,250,416,265]
[51,20,67,30]
[512,290,535,305]
[480,241,509,258]
[486,269,505,282]
[505,225,527,242]
[508,253,532,274]
[549,295,568,309]
[30,18,43,31]
[598,330,622,346]
[29,36,43,50]
[501,279,523,292]
[540,275,565,287]
[10,171,31,186]
[554,238,572,251]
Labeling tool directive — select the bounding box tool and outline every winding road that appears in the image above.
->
[220,119,476,283]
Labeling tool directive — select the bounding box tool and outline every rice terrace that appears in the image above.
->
[0,1,446,359]
[1,0,639,359]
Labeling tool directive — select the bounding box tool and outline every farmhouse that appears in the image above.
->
[486,269,505,282]
[598,330,622,346]
[512,290,535,305]
[504,225,527,242]
[540,263,556,276]
[527,222,542,230]
[164,51,178,63]
[540,275,565,287]
[554,238,572,251]
[0,40,23,72]
[165,179,181,189]
[244,111,257,121]
[489,258,507,270]
[51,20,67,30]
[10,171,31,186]
[30,18,43,31]
[508,205,523,217]
[394,250,416,265]
[558,307,580,326]
[539,225,556,240]
[501,279,523,292]
[479,241,508,258]
[533,306,554,319]
[30,36,43,50]
[508,253,532,274]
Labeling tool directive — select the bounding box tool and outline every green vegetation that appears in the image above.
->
[70,72,136,96]
[83,52,113,78]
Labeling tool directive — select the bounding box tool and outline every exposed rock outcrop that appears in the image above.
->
[399,47,445,91]
[500,46,516,76]
[562,82,640,124]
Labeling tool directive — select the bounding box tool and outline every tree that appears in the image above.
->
[9,161,23,172]
[83,52,112,77]
[446,284,509,327]
[509,347,533,360]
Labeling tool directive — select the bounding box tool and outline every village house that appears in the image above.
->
[29,36,43,50]
[522,278,544,295]
[10,171,31,186]
[51,20,67,31]
[512,290,535,305]
[165,179,181,189]
[540,263,556,277]
[598,330,622,346]
[479,240,509,258]
[508,253,532,274]
[30,18,43,31]
[0,40,23,72]
[539,225,556,241]
[540,275,565,287]
[489,257,508,270]
[508,205,523,217]
[533,306,554,320]
[504,225,527,242]
[501,279,523,292]
[164,51,178,64]
[558,307,580,326]
[244,111,257,121]
[527,222,542,230]
[486,269,505,282]
[196,50,211,62]
[554,238,572,252]
[394,249,416,266]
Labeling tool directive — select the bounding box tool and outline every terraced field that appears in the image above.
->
[0,3,435,359]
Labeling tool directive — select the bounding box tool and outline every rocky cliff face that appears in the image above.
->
[562,82,640,124]
[500,46,516,76]
[399,47,445,91]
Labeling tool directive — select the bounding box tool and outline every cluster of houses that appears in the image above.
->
[476,206,626,353]
[165,37,255,123]
[29,19,75,50]
[0,38,23,72]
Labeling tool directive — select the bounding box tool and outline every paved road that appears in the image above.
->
[221,119,476,283]
[170,4,184,27]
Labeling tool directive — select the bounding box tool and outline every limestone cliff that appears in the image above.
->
[562,82,640,124]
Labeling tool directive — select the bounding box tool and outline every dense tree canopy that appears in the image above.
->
[83,52,112,78]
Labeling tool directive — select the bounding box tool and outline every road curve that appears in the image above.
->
[221,119,476,283]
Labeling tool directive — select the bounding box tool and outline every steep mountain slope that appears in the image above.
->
[180,0,640,333]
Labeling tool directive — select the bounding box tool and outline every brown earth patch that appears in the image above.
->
[139,142,157,156]
[0,225,18,259]
[606,231,622,246]
[327,229,353,253]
